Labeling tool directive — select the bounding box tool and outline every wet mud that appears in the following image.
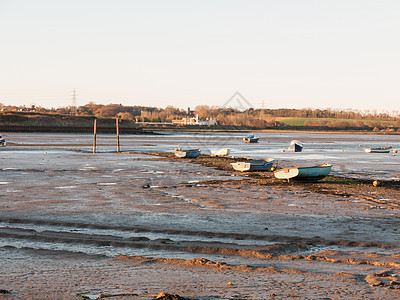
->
[1,135,400,299]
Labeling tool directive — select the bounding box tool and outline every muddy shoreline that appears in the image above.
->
[1,144,400,299]
[146,151,400,188]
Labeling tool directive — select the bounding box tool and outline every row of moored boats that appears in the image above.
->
[174,146,332,182]
[174,134,331,182]
[173,134,397,182]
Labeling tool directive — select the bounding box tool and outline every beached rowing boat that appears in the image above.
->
[274,163,332,181]
[210,148,230,157]
[363,146,392,153]
[174,148,201,158]
[231,158,276,172]
[243,134,259,143]
[288,140,303,152]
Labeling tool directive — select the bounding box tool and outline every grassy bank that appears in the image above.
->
[0,112,149,134]
[1,111,399,134]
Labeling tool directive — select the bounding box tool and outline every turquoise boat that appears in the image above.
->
[274,163,332,181]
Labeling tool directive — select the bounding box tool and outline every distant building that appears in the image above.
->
[18,107,36,112]
[172,117,197,125]
[172,114,217,126]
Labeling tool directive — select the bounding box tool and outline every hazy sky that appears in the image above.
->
[1,0,399,112]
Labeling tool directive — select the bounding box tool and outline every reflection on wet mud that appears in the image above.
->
[1,133,400,298]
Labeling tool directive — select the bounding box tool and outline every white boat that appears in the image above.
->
[174,148,201,158]
[210,148,230,157]
[363,146,392,153]
[274,163,332,181]
[231,158,276,172]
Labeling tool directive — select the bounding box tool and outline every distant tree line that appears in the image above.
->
[1,102,399,130]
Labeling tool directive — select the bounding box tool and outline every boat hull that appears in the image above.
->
[210,148,230,157]
[231,159,276,172]
[243,137,259,143]
[288,143,303,152]
[288,140,303,152]
[364,146,392,153]
[174,149,201,158]
[243,134,259,143]
[274,163,332,181]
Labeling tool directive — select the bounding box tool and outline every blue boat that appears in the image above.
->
[174,148,201,158]
[274,163,332,182]
[288,140,303,152]
[0,135,5,147]
[243,134,259,143]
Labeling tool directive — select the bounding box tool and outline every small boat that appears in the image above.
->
[0,135,5,147]
[274,163,332,181]
[174,148,201,158]
[363,146,392,153]
[243,134,259,143]
[210,148,230,157]
[231,158,276,172]
[288,140,303,152]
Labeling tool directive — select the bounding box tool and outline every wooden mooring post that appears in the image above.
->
[93,119,97,153]
[116,118,120,152]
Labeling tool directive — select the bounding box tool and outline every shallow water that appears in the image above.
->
[2,131,400,180]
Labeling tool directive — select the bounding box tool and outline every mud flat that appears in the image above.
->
[1,144,400,299]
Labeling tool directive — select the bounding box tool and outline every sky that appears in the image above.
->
[0,0,399,112]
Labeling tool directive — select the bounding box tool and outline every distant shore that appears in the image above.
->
[1,124,398,136]
[1,111,398,134]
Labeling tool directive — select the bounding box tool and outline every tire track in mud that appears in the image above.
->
[113,255,400,294]
[356,195,400,210]
[2,221,400,297]
[0,217,394,249]
[3,225,400,291]
[1,218,399,271]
